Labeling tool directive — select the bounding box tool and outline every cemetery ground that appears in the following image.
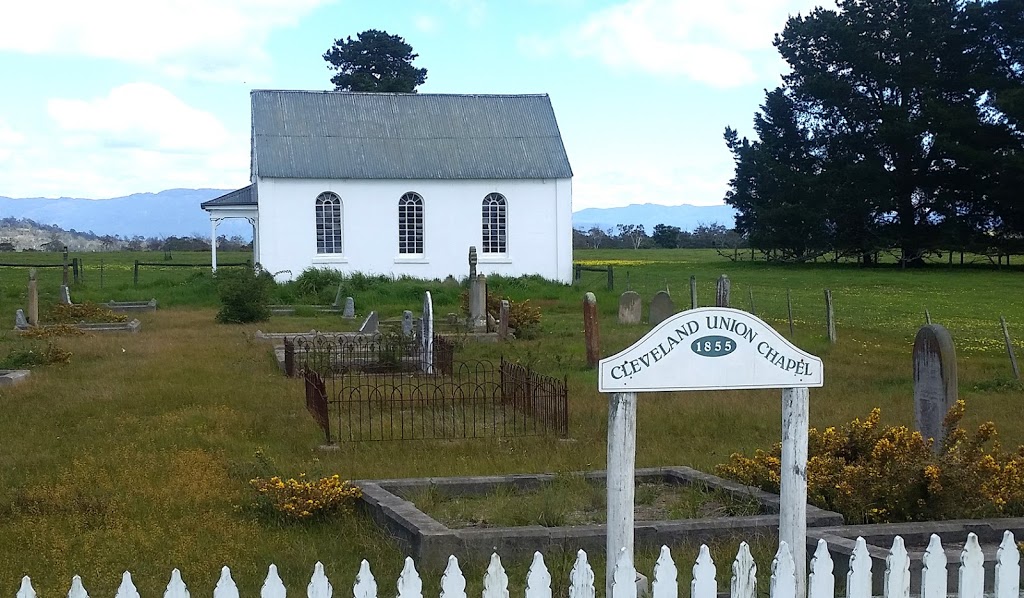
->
[0,249,1023,596]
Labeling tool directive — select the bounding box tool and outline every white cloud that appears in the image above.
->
[0,84,248,199]
[48,83,231,154]
[571,152,734,210]
[0,0,332,81]
[547,0,831,88]
[414,14,440,34]
[442,0,486,26]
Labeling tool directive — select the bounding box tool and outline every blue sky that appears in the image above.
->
[0,0,832,209]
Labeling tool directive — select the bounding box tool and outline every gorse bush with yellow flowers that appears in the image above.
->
[249,474,361,520]
[717,401,1024,523]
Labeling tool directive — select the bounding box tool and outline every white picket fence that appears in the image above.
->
[15,532,1022,598]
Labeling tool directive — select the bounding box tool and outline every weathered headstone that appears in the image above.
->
[14,309,28,330]
[469,274,487,332]
[584,292,600,369]
[913,324,958,452]
[649,291,675,326]
[421,292,434,374]
[342,297,355,318]
[27,269,38,326]
[402,310,414,338]
[487,312,497,333]
[468,246,478,278]
[715,275,730,307]
[498,300,510,340]
[358,311,378,334]
[617,291,641,325]
[59,285,72,305]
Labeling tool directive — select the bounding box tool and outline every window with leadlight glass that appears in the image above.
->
[315,192,343,254]
[398,192,424,254]
[481,193,507,254]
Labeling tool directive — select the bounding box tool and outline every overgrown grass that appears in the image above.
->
[0,249,1021,594]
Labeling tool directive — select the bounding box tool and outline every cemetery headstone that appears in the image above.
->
[498,300,510,340]
[618,291,642,325]
[402,310,414,338]
[59,285,72,305]
[446,313,459,326]
[468,246,478,278]
[583,292,600,369]
[14,309,28,330]
[421,292,434,374]
[648,291,675,326]
[359,311,378,334]
[470,275,487,332]
[343,297,355,318]
[27,269,38,326]
[487,313,497,333]
[716,275,730,307]
[332,282,344,308]
[913,324,958,452]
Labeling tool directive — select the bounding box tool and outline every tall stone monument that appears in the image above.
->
[468,246,478,278]
[469,274,487,332]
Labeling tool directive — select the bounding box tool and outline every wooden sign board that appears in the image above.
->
[598,307,823,393]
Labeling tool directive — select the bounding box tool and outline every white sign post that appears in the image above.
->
[598,307,823,598]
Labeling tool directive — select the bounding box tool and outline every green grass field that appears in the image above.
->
[0,249,1022,595]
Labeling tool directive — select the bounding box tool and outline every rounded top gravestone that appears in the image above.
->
[913,324,958,450]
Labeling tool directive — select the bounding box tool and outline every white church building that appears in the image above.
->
[202,90,574,283]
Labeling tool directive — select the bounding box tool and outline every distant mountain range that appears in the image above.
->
[572,203,736,233]
[0,190,737,241]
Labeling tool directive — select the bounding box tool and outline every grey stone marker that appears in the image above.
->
[583,292,600,369]
[469,274,487,332]
[716,275,730,308]
[618,291,642,325]
[468,246,478,278]
[359,311,378,334]
[27,269,38,326]
[342,297,355,318]
[649,291,675,326]
[402,310,414,337]
[332,282,344,308]
[59,284,72,305]
[14,309,28,330]
[913,324,958,452]
[498,300,510,340]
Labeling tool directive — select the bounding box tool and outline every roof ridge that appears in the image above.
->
[250,90,551,98]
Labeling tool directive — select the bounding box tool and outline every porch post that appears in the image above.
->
[249,215,260,268]
[211,218,220,272]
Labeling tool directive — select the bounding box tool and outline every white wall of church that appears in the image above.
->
[255,177,573,283]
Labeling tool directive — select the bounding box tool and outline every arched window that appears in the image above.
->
[398,192,424,254]
[481,193,507,254]
[315,192,343,254]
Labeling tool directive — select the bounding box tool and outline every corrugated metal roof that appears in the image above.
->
[201,185,256,208]
[251,91,573,180]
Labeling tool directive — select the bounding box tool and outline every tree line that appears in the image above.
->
[573,223,744,250]
[724,0,1023,266]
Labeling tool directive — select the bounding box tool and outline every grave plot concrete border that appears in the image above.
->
[356,465,843,566]
[105,299,158,313]
[74,319,142,333]
[268,305,344,316]
[808,518,1024,595]
[0,370,30,386]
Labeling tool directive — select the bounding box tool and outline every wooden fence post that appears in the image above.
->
[133,260,139,286]
[825,289,837,344]
[787,289,795,337]
[72,258,79,284]
[689,275,697,309]
[583,293,600,369]
[748,288,756,316]
[606,266,614,291]
[62,246,69,286]
[1001,317,1020,381]
[925,309,932,325]
[100,259,104,289]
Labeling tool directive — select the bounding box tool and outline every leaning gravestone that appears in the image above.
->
[421,292,434,374]
[343,297,355,318]
[649,291,675,326]
[14,309,28,330]
[618,291,642,325]
[402,310,414,338]
[913,324,958,452]
[498,300,510,340]
[359,311,378,334]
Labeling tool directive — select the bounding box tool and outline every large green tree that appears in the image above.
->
[324,30,427,92]
[725,0,1024,265]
